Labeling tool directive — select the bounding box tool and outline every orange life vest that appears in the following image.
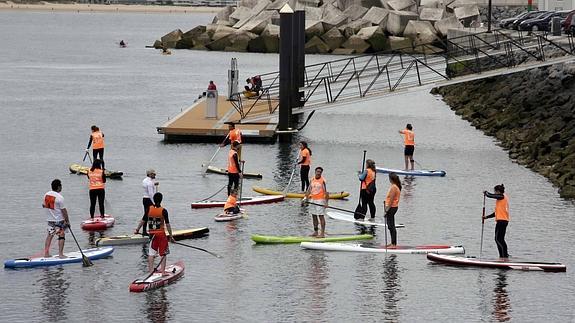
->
[92,131,104,149]
[227,150,239,174]
[88,168,104,190]
[495,194,510,221]
[400,129,415,146]
[229,128,242,144]
[300,148,311,166]
[361,168,376,190]
[224,195,237,210]
[385,184,400,208]
[309,176,327,200]
[147,206,165,235]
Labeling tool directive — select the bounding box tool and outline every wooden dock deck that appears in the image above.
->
[157,95,279,143]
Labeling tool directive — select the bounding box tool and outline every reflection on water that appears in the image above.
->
[87,231,105,247]
[39,267,70,322]
[401,176,416,200]
[492,271,512,322]
[275,141,300,191]
[304,251,329,320]
[355,223,378,237]
[145,288,170,323]
[382,255,401,321]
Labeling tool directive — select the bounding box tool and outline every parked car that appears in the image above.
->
[519,11,571,31]
[500,11,529,29]
[510,11,547,30]
[562,10,575,33]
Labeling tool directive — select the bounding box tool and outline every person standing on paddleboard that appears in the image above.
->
[43,179,70,258]
[384,173,402,247]
[227,141,242,196]
[141,169,159,236]
[358,159,377,219]
[483,184,510,260]
[221,122,243,160]
[87,159,106,219]
[134,193,174,275]
[86,125,105,165]
[223,189,240,215]
[398,124,415,170]
[304,167,329,238]
[298,141,312,192]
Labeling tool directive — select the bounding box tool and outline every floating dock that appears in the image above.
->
[157,95,279,143]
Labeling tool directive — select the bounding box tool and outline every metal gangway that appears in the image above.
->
[230,28,575,122]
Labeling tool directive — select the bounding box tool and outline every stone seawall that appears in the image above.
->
[432,62,575,199]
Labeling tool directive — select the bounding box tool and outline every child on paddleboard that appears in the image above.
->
[223,189,240,215]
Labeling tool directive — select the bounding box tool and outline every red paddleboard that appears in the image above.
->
[129,261,185,292]
[81,214,115,231]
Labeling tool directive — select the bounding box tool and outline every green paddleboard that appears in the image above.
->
[251,234,373,244]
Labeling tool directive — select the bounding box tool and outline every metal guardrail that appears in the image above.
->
[231,29,575,120]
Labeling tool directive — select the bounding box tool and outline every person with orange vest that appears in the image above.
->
[483,184,510,260]
[304,167,329,238]
[298,141,312,192]
[398,124,415,170]
[358,159,377,219]
[384,172,402,247]
[134,192,174,274]
[227,141,242,196]
[87,159,106,219]
[223,189,240,214]
[221,122,243,159]
[87,125,105,164]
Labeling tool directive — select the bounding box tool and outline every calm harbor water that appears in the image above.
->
[0,10,573,323]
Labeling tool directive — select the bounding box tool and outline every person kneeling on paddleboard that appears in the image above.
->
[134,193,175,275]
[43,179,70,258]
[223,189,240,215]
[303,167,329,238]
[384,173,402,247]
[483,184,510,260]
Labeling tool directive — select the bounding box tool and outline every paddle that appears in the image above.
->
[306,201,368,219]
[140,255,166,283]
[238,160,245,208]
[384,201,388,252]
[173,241,222,258]
[82,150,90,163]
[201,133,229,176]
[67,224,93,267]
[283,157,300,195]
[354,150,367,219]
[479,193,486,259]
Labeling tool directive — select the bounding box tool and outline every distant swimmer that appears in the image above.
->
[87,125,105,165]
[399,124,415,170]
[119,40,126,48]
[483,184,510,260]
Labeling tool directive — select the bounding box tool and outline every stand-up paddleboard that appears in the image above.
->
[251,234,373,244]
[96,227,210,246]
[301,242,465,254]
[4,247,114,268]
[376,167,446,177]
[327,211,406,228]
[129,261,185,292]
[214,211,245,222]
[206,165,262,179]
[252,186,350,199]
[81,214,115,231]
[69,164,123,179]
[191,195,283,209]
[427,254,567,272]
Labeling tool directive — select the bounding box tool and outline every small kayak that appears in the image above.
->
[96,227,210,246]
[301,242,465,254]
[214,211,245,222]
[69,163,123,179]
[4,247,114,268]
[251,234,373,244]
[327,211,405,228]
[207,165,262,179]
[191,195,283,209]
[376,167,446,177]
[252,186,350,199]
[81,214,115,231]
[427,254,567,272]
[129,260,185,292]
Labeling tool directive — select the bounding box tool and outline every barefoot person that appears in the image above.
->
[223,189,240,215]
[398,124,415,170]
[86,125,105,164]
[358,159,377,219]
[43,179,70,258]
[226,141,242,196]
[134,193,174,275]
[298,141,312,192]
[483,184,510,260]
[304,167,329,238]
[384,173,402,247]
[87,159,106,219]
[141,169,159,235]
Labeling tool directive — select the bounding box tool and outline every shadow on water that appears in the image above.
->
[304,251,329,319]
[275,141,300,191]
[145,288,170,323]
[492,271,512,322]
[40,267,70,322]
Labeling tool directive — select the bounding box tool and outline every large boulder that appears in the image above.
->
[322,3,348,30]
[332,48,357,54]
[206,34,233,51]
[267,0,288,10]
[225,31,258,52]
[206,23,219,39]
[229,7,252,24]
[238,0,259,8]
[403,20,438,46]
[434,16,463,37]
[305,36,331,54]
[153,40,163,49]
[339,19,371,38]
[321,27,346,50]
[446,0,476,10]
[342,35,371,53]
[342,4,368,21]
[419,8,445,23]
[305,20,325,40]
[213,6,235,23]
[387,0,416,12]
[233,0,272,29]
[454,5,480,26]
[388,35,412,50]
[248,24,279,52]
[160,29,183,49]
[305,6,324,21]
[419,0,439,7]
[363,7,389,27]
[212,25,237,41]
[239,10,273,34]
[336,0,361,10]
[387,10,419,36]
[357,26,389,51]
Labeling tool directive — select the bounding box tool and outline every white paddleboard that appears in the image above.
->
[327,211,405,228]
[301,242,464,254]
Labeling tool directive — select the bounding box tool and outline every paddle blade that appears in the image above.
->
[354,203,365,220]
[82,255,93,267]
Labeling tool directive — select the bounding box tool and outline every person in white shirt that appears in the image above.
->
[140,169,159,235]
[43,179,70,258]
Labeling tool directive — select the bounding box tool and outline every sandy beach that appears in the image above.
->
[0,1,222,13]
